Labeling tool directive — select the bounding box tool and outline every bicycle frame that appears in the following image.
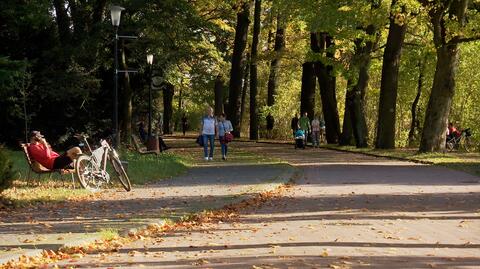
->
[79,137,111,174]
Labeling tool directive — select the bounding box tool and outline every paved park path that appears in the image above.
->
[50,141,480,269]
[0,138,292,265]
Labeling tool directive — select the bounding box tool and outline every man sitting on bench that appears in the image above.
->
[27,131,82,170]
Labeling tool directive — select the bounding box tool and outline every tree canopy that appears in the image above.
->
[0,0,479,152]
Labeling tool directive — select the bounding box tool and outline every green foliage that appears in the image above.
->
[0,0,479,152]
[0,147,15,193]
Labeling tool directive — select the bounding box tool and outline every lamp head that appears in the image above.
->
[110,5,125,27]
[147,54,154,65]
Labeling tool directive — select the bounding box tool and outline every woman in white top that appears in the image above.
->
[200,107,217,160]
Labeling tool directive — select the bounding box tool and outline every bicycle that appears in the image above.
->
[446,128,473,152]
[74,134,131,191]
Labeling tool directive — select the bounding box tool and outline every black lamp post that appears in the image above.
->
[110,5,124,148]
[146,54,153,137]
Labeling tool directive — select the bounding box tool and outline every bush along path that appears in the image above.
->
[44,142,480,268]
[0,138,294,267]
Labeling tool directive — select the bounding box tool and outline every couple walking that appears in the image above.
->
[200,107,233,161]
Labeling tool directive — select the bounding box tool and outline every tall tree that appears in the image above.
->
[249,0,261,140]
[339,88,355,146]
[419,0,475,152]
[408,57,426,147]
[311,32,341,143]
[162,82,174,135]
[240,53,250,131]
[228,1,251,138]
[346,24,379,148]
[300,62,316,119]
[214,75,225,115]
[52,0,71,46]
[266,14,286,132]
[375,0,408,149]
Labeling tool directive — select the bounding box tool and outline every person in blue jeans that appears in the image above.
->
[200,107,217,161]
[218,113,233,160]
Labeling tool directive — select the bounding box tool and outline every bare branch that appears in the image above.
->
[449,35,480,45]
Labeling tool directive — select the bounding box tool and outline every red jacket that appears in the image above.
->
[27,143,59,169]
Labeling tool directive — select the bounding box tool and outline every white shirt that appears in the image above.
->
[202,116,217,135]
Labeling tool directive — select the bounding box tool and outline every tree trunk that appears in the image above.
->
[240,53,250,132]
[420,45,459,152]
[53,0,71,46]
[163,83,174,135]
[92,0,107,26]
[339,85,355,146]
[419,0,469,152]
[300,62,316,120]
[311,33,341,143]
[120,41,133,143]
[68,0,87,41]
[249,0,261,140]
[266,14,285,131]
[228,1,251,138]
[214,75,224,115]
[346,25,378,148]
[375,2,407,149]
[350,84,369,148]
[408,58,425,147]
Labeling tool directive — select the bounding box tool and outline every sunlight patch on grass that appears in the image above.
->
[119,151,187,185]
[2,186,90,207]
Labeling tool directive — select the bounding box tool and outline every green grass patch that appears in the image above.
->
[322,144,480,176]
[1,186,91,207]
[178,146,287,166]
[120,151,187,185]
[98,228,119,240]
[3,148,187,185]
[1,148,188,205]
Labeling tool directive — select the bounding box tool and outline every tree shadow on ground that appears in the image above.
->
[61,254,480,268]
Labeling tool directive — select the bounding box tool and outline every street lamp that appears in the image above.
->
[110,5,124,148]
[146,54,154,138]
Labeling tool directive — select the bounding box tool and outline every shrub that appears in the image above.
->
[0,147,15,193]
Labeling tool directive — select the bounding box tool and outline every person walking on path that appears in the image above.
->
[290,113,299,137]
[181,113,188,136]
[299,112,311,145]
[200,107,217,161]
[319,117,326,144]
[311,115,321,148]
[218,113,233,160]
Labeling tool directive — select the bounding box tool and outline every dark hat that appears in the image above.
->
[30,130,44,139]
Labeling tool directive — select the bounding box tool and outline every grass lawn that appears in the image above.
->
[1,148,188,207]
[322,144,480,176]
[1,140,285,206]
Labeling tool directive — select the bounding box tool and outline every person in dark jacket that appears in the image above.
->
[290,113,299,137]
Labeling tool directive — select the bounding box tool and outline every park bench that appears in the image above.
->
[131,134,159,155]
[20,143,75,186]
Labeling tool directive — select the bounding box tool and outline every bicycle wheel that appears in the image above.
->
[446,140,455,151]
[75,155,101,190]
[462,137,472,152]
[109,151,131,191]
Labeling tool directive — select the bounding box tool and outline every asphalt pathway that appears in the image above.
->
[52,142,480,268]
[0,139,291,265]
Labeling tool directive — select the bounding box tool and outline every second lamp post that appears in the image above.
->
[146,54,154,137]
